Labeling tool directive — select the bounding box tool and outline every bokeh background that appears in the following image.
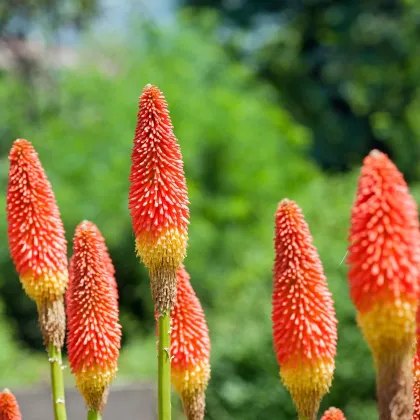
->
[1,1,420,419]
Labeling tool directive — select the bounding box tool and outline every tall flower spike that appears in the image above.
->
[348,150,420,420]
[0,390,22,420]
[170,265,210,420]
[129,84,189,313]
[320,407,346,420]
[66,221,121,413]
[272,199,337,420]
[7,138,68,349]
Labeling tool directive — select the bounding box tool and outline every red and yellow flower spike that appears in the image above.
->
[348,150,420,419]
[7,139,68,349]
[0,390,22,420]
[272,199,337,420]
[66,221,121,414]
[320,407,346,420]
[129,84,189,313]
[170,265,210,420]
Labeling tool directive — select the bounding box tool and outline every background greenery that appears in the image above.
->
[1,2,420,419]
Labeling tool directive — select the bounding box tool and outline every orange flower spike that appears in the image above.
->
[171,265,210,420]
[272,199,337,419]
[348,150,420,419]
[7,139,68,349]
[348,150,420,352]
[320,407,346,420]
[129,84,189,312]
[66,221,121,412]
[0,390,22,420]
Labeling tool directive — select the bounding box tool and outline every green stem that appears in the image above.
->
[87,410,103,420]
[158,311,171,420]
[48,343,67,420]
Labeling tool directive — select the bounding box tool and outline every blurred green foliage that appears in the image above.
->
[0,0,98,36]
[182,0,420,180]
[0,11,420,420]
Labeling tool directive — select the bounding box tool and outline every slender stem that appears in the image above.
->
[48,343,67,420]
[158,311,171,420]
[87,410,103,420]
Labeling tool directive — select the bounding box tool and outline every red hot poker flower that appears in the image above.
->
[7,139,68,303]
[320,407,346,420]
[7,139,68,349]
[170,265,210,420]
[0,390,22,420]
[272,199,337,419]
[66,221,121,412]
[348,150,420,314]
[129,84,189,312]
[348,150,420,419]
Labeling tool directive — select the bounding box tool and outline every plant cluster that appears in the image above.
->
[1,83,420,420]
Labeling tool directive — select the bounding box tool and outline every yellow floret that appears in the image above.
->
[172,361,210,420]
[171,361,210,395]
[75,365,117,411]
[357,299,417,364]
[136,228,188,311]
[281,358,335,419]
[135,228,187,274]
[20,270,67,303]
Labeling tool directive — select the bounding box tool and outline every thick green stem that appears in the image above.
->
[48,343,67,420]
[87,410,102,420]
[158,311,171,420]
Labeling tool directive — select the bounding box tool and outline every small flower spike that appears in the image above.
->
[272,199,338,420]
[348,150,420,420]
[7,139,68,349]
[170,265,210,420]
[320,407,346,420]
[66,221,121,413]
[129,84,189,313]
[0,389,22,420]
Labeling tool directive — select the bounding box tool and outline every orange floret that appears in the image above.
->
[66,221,121,412]
[320,407,346,420]
[272,199,337,419]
